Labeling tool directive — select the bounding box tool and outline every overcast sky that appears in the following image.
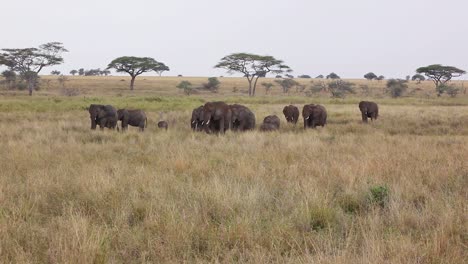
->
[1,0,467,79]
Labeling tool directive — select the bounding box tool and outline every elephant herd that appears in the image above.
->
[88,101,379,132]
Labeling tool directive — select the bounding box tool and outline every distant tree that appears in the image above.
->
[51,70,61,75]
[84,68,101,76]
[107,56,169,90]
[261,82,274,94]
[442,85,460,98]
[78,68,85,76]
[416,64,466,96]
[285,74,294,79]
[275,78,299,93]
[1,70,16,89]
[100,69,111,76]
[364,72,377,80]
[386,79,408,98]
[315,74,324,79]
[214,53,291,96]
[203,77,220,92]
[326,72,340,79]
[405,75,411,81]
[328,80,355,98]
[177,74,183,77]
[298,74,311,78]
[309,80,327,94]
[275,75,283,78]
[411,73,425,84]
[176,80,193,95]
[0,42,68,95]
[376,75,385,81]
[70,69,78,76]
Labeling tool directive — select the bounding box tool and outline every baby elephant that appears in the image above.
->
[157,121,168,130]
[117,109,147,131]
[260,115,280,131]
[283,105,299,124]
[359,101,379,123]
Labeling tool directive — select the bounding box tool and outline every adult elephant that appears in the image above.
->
[202,101,232,133]
[191,105,204,131]
[282,105,299,124]
[358,101,379,123]
[88,104,118,130]
[260,115,280,131]
[302,104,327,129]
[117,109,147,131]
[230,104,255,131]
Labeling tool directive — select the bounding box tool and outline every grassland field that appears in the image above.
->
[0,76,467,263]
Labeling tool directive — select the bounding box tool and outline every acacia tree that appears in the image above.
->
[326,72,340,79]
[214,53,291,96]
[364,72,377,80]
[416,64,466,96]
[0,42,68,95]
[107,56,169,90]
[411,73,425,84]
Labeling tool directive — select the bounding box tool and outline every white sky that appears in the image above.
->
[1,0,467,79]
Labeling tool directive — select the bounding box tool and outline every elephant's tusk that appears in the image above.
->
[192,120,196,124]
[206,120,210,125]
[306,116,309,120]
[202,121,205,125]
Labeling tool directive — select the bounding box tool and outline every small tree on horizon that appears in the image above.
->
[261,82,274,94]
[411,74,425,84]
[51,70,61,75]
[70,69,78,76]
[107,56,169,90]
[364,72,377,80]
[326,72,340,79]
[416,64,466,96]
[328,80,355,98]
[176,80,193,95]
[214,53,291,96]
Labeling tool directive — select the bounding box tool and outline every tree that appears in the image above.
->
[416,64,465,96]
[100,69,111,76]
[298,74,311,78]
[386,79,407,98]
[70,69,78,76]
[328,80,355,98]
[261,82,274,94]
[176,80,193,95]
[214,53,291,96]
[202,77,220,92]
[376,75,385,81]
[275,78,299,93]
[107,56,169,90]
[326,72,340,79]
[364,72,377,80]
[315,74,324,79]
[51,70,61,75]
[1,70,16,89]
[411,74,425,84]
[0,42,68,95]
[78,68,85,76]
[154,63,170,76]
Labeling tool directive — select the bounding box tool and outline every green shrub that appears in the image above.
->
[367,185,389,208]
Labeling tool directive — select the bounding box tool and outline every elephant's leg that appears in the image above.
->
[91,118,97,130]
[361,112,368,123]
[99,118,106,130]
[304,118,307,129]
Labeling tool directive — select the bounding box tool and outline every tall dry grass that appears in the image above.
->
[0,98,466,262]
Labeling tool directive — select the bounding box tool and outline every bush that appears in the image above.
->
[274,78,298,93]
[367,185,389,208]
[298,74,311,78]
[386,79,407,98]
[328,80,355,98]
[436,84,460,97]
[176,80,193,95]
[326,72,340,79]
[202,77,220,92]
[261,82,273,94]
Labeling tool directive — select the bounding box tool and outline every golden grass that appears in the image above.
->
[0,77,467,262]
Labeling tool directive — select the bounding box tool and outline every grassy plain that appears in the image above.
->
[0,76,467,263]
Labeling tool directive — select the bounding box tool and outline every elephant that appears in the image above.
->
[359,101,379,123]
[88,104,118,130]
[191,105,205,131]
[302,104,327,129]
[230,104,256,131]
[117,109,147,131]
[158,121,168,130]
[260,115,280,131]
[282,105,299,124]
[202,101,232,133]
